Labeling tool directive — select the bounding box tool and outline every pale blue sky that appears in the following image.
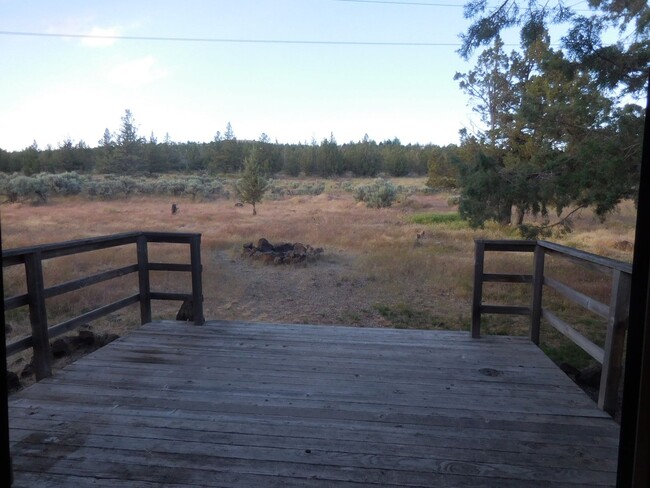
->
[0,0,535,151]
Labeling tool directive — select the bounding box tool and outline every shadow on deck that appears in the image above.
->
[9,321,620,487]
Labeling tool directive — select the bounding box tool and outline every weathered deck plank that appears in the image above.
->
[9,321,620,487]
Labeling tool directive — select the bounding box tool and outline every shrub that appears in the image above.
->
[85,179,128,199]
[340,181,356,193]
[41,172,84,196]
[5,175,49,203]
[354,178,397,208]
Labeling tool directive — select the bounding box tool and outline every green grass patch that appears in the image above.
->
[541,341,594,370]
[374,303,452,330]
[410,212,468,229]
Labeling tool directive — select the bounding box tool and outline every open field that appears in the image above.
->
[2,177,637,380]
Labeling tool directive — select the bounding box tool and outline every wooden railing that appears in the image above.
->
[3,231,204,380]
[472,239,632,414]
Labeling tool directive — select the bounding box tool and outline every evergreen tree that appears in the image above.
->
[114,109,145,173]
[96,128,115,174]
[234,147,269,215]
[459,0,649,97]
[455,26,640,234]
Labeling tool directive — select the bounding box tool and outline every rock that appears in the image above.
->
[559,362,580,378]
[176,299,194,321]
[76,329,96,346]
[7,371,21,393]
[21,361,34,378]
[96,333,119,347]
[293,243,307,255]
[235,202,244,207]
[577,365,602,389]
[51,337,74,358]
[256,238,274,253]
[273,243,294,253]
[242,238,323,265]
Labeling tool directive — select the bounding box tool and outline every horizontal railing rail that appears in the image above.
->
[472,239,631,414]
[3,231,204,380]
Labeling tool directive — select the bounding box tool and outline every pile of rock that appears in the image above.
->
[7,328,119,393]
[242,238,323,265]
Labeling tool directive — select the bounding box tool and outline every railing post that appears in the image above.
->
[530,244,545,345]
[599,269,631,413]
[137,235,152,325]
[471,240,485,338]
[190,234,205,325]
[24,251,52,380]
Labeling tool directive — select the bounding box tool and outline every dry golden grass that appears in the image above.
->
[2,178,637,376]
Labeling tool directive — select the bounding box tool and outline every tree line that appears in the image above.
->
[0,110,458,179]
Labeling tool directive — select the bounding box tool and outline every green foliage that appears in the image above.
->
[459,0,650,97]
[316,134,344,176]
[41,172,83,196]
[341,135,381,176]
[454,27,643,235]
[426,145,461,190]
[374,303,449,329]
[457,150,515,227]
[541,337,595,371]
[410,212,467,228]
[266,180,326,199]
[3,175,48,203]
[235,149,270,215]
[85,176,140,199]
[112,109,146,173]
[354,178,397,208]
[2,115,449,178]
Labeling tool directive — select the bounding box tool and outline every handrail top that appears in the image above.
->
[2,231,202,264]
[538,240,632,274]
[475,239,633,274]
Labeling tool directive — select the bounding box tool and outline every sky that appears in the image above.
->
[0,0,534,151]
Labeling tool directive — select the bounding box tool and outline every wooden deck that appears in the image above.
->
[9,321,620,487]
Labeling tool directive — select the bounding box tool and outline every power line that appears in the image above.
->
[335,0,465,7]
[334,0,592,12]
[0,30,464,47]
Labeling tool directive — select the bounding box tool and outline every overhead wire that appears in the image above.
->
[334,0,592,12]
[0,0,593,48]
[0,30,466,47]
[334,0,466,7]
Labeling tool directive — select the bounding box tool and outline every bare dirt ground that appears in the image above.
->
[210,247,417,327]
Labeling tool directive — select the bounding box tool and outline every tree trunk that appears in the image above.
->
[497,202,512,225]
[252,203,257,216]
[515,206,525,226]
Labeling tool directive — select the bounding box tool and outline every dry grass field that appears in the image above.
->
[2,177,637,379]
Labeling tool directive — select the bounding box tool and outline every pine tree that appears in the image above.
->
[234,149,269,215]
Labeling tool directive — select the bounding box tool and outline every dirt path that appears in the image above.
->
[205,248,392,327]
